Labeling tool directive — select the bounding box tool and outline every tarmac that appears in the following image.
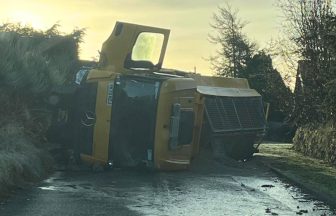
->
[0,151,335,216]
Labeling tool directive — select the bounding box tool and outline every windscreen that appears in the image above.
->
[109,76,160,167]
[131,32,164,65]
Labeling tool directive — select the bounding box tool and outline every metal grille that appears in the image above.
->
[204,96,266,133]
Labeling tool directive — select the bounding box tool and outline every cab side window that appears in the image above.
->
[178,110,195,146]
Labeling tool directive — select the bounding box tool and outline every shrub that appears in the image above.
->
[0,23,84,141]
[0,23,84,194]
[293,123,336,165]
[0,123,53,195]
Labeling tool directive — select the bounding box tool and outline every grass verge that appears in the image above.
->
[256,143,336,208]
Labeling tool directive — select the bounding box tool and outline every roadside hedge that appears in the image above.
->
[293,123,336,165]
[0,123,53,196]
[0,23,84,195]
[0,23,84,141]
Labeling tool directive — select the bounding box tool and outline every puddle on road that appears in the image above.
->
[232,176,334,215]
[37,171,335,216]
[125,174,335,216]
[38,172,96,193]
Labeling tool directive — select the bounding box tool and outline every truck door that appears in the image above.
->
[98,21,170,72]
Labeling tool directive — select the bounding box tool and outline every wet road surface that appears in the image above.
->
[1,155,335,216]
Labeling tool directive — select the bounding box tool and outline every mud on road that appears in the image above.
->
[1,155,335,216]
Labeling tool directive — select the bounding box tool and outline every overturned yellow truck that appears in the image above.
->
[68,22,266,170]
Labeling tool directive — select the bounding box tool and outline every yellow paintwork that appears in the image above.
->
[81,21,171,168]
[99,21,170,72]
[153,78,197,170]
[77,21,259,171]
[82,72,119,165]
[188,74,250,89]
[83,73,199,170]
[92,81,113,162]
[86,69,117,82]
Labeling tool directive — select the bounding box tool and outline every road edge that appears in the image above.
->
[259,160,336,210]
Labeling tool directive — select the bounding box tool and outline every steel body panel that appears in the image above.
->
[92,81,113,162]
[154,78,197,170]
[86,69,118,81]
[99,21,170,72]
[81,71,198,170]
[188,74,250,89]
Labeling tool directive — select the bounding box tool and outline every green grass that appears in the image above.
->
[257,143,336,206]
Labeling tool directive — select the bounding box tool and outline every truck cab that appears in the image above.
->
[56,21,266,171]
[73,22,200,170]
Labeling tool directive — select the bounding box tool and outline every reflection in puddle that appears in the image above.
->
[39,186,58,191]
[36,171,335,216]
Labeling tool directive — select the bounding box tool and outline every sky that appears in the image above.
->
[0,0,281,75]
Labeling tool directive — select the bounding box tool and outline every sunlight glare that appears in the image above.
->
[10,11,45,29]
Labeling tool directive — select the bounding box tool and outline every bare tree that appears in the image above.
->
[278,0,336,124]
[209,3,255,78]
